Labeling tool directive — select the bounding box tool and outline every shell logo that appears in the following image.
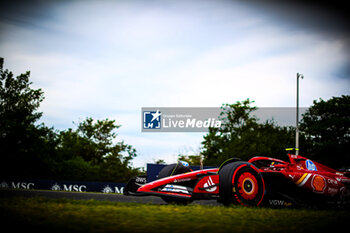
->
[311,175,326,193]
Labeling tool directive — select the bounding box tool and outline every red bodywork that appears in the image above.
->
[249,155,350,198]
[131,154,350,207]
[138,168,220,198]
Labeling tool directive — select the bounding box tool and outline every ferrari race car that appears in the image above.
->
[124,153,350,207]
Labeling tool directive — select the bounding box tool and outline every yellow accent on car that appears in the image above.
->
[295,173,307,185]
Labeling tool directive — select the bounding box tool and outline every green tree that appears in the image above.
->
[56,117,139,182]
[178,155,202,166]
[0,58,139,182]
[201,99,294,166]
[154,159,166,164]
[0,58,53,178]
[300,95,350,169]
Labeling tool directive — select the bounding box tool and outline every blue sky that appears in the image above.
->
[1,0,349,167]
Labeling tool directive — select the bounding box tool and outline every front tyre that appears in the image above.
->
[219,161,265,206]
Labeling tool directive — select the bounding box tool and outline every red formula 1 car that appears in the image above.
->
[124,153,350,207]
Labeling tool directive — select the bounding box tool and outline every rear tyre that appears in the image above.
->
[219,161,265,206]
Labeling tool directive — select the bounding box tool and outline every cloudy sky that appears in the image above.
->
[1,0,349,167]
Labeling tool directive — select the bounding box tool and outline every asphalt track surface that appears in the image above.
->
[0,189,221,206]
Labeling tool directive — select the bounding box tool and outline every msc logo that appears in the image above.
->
[143,109,162,129]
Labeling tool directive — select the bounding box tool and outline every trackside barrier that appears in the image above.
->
[0,179,125,194]
[0,164,217,192]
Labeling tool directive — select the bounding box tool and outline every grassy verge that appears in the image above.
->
[0,196,349,233]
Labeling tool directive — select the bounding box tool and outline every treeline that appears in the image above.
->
[0,58,139,182]
[160,96,349,170]
[200,96,350,169]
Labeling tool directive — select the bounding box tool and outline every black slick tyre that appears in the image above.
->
[219,161,265,206]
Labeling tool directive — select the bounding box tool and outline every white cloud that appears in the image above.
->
[0,0,349,166]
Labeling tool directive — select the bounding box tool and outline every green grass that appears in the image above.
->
[0,196,349,233]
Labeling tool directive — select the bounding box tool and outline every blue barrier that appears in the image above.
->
[0,179,125,194]
[0,164,217,193]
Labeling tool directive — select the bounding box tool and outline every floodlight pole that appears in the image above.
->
[296,73,303,155]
